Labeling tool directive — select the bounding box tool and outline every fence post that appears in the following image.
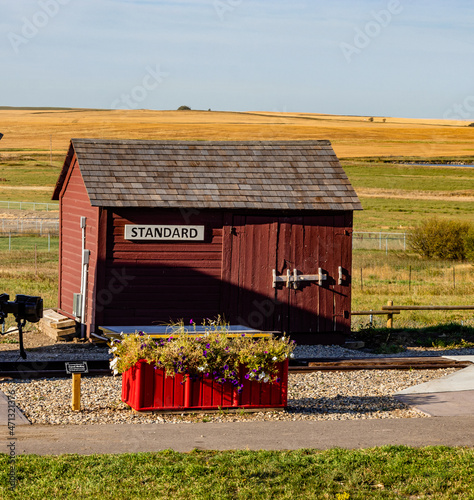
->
[386,300,394,328]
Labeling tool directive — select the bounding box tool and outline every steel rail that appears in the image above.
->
[0,357,470,379]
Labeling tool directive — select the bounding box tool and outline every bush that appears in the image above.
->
[408,217,472,260]
[464,226,474,262]
[177,105,191,110]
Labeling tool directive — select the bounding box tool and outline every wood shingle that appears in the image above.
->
[53,139,362,211]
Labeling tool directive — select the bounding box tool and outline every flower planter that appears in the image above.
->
[121,359,288,411]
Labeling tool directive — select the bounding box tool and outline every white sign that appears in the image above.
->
[124,225,205,241]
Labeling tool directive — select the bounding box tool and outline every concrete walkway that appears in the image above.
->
[0,417,473,455]
[394,357,474,417]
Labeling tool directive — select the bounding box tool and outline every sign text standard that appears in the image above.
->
[124,225,205,241]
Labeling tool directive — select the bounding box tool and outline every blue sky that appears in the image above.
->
[2,0,474,119]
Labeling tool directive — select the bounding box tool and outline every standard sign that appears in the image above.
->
[65,361,89,374]
[124,225,205,241]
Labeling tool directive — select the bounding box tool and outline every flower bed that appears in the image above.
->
[110,321,294,412]
[121,359,289,411]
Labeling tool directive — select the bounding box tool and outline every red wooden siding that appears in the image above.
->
[58,155,99,333]
[98,210,225,326]
[91,209,353,342]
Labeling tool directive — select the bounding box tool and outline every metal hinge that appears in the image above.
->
[272,268,327,289]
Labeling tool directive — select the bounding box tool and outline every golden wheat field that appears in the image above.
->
[1,108,474,158]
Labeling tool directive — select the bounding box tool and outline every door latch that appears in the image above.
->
[272,268,327,289]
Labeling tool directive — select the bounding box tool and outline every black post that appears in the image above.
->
[17,319,27,359]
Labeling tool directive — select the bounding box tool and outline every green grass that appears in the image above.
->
[0,153,62,202]
[352,250,474,328]
[343,161,474,193]
[354,197,474,231]
[1,447,474,499]
[341,159,474,231]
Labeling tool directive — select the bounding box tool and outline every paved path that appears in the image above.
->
[1,417,474,455]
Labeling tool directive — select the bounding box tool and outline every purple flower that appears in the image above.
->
[245,374,250,379]
[206,343,210,349]
[241,333,245,337]
[203,350,207,357]
[190,319,194,325]
[276,378,281,383]
[224,365,229,371]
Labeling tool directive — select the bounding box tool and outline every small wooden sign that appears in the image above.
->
[65,361,89,374]
[124,225,205,241]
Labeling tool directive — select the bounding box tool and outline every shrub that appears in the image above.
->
[177,105,191,110]
[408,217,472,260]
[464,226,474,262]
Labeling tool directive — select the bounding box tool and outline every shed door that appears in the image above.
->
[224,215,351,336]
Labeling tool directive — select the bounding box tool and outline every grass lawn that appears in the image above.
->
[1,447,474,499]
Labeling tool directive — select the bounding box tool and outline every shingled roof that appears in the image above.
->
[53,139,362,211]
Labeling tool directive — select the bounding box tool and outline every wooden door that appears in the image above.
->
[223,214,352,339]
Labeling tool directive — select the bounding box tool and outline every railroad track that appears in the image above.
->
[0,357,471,379]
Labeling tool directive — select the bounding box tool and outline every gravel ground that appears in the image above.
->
[2,330,474,362]
[1,368,457,425]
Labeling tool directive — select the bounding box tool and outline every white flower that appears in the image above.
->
[108,346,118,354]
[109,357,119,369]
[113,369,119,376]
[258,372,266,380]
[281,337,286,342]
[263,377,269,383]
[272,356,277,361]
[198,366,205,372]
[290,353,294,358]
[249,372,255,378]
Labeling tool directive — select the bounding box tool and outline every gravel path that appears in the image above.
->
[2,368,457,425]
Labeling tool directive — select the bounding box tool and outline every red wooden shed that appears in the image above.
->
[52,139,362,344]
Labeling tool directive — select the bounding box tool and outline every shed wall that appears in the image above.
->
[94,208,353,343]
[58,156,99,332]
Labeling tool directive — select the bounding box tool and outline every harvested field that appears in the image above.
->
[1,108,474,158]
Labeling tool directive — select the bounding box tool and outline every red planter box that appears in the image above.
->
[121,359,288,411]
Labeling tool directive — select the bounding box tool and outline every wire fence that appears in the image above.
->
[0,200,59,212]
[0,218,59,235]
[0,234,59,252]
[353,231,407,252]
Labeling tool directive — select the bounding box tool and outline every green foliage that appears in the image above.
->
[408,217,472,260]
[463,226,474,262]
[109,320,294,388]
[177,105,191,110]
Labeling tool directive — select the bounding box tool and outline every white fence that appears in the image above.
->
[353,231,407,252]
[0,200,59,211]
[0,218,59,235]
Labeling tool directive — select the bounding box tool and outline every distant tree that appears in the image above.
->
[177,105,191,111]
[368,117,374,122]
[468,123,474,127]
[382,118,386,123]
